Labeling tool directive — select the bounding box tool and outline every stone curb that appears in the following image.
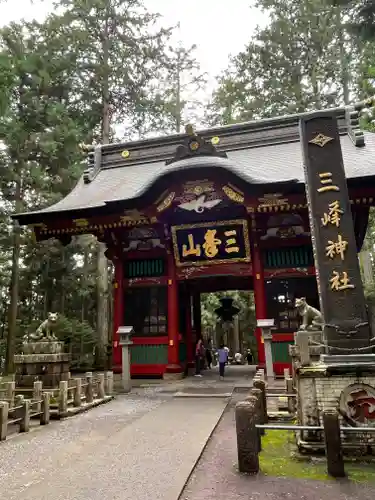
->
[55,396,114,419]
[174,392,233,398]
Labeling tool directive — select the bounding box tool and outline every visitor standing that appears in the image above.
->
[194,336,204,377]
[217,344,227,380]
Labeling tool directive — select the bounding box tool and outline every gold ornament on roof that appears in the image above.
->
[121,150,130,159]
[308,133,334,148]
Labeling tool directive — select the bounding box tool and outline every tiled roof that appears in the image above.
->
[14,106,375,223]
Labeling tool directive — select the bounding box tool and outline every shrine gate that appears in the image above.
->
[14,106,375,377]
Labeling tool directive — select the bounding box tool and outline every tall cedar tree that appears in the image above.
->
[332,0,375,40]
[49,0,172,367]
[0,19,92,372]
[207,0,364,124]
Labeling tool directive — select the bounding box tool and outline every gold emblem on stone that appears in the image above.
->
[189,140,199,151]
[309,133,334,148]
[211,136,220,145]
[121,150,130,158]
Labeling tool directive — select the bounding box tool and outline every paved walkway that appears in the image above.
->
[181,398,375,500]
[0,395,226,500]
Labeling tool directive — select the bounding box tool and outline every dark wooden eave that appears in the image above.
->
[13,105,375,226]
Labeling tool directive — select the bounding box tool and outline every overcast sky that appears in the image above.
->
[1,0,268,83]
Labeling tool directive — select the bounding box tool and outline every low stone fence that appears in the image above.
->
[0,393,50,441]
[252,368,296,415]
[0,371,114,437]
[56,371,113,417]
[235,380,375,478]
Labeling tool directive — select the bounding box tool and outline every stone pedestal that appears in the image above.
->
[294,354,375,453]
[289,330,325,368]
[14,341,71,388]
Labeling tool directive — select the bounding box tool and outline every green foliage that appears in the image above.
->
[0,1,203,372]
[207,0,368,125]
[54,314,96,371]
[332,0,375,41]
[201,291,257,349]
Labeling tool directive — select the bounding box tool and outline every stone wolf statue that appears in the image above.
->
[294,298,323,331]
[23,312,59,342]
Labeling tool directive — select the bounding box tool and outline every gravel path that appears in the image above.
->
[181,400,375,500]
[0,395,226,500]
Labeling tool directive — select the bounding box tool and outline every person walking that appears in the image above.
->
[246,348,253,365]
[217,344,228,380]
[194,336,204,377]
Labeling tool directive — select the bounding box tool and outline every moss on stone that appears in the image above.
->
[259,430,375,482]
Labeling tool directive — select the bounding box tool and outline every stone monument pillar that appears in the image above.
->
[117,326,133,393]
[291,112,375,453]
[300,112,371,353]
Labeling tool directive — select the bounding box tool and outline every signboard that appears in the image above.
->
[171,219,250,267]
[299,113,370,351]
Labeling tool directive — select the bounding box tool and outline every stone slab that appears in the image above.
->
[14,353,70,363]
[321,354,375,364]
[21,342,64,355]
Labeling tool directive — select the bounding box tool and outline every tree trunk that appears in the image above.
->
[5,181,22,374]
[60,246,66,315]
[175,51,182,133]
[337,8,350,105]
[95,15,110,370]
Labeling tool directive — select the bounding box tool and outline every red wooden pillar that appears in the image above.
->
[185,292,194,367]
[165,250,182,374]
[113,257,124,373]
[192,293,201,339]
[252,237,266,367]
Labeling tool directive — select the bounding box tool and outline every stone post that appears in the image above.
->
[323,410,345,478]
[286,377,295,413]
[73,378,82,407]
[85,372,94,403]
[20,400,30,433]
[295,331,310,366]
[33,380,43,414]
[6,381,15,407]
[40,392,50,425]
[0,402,8,441]
[59,380,68,415]
[105,371,114,395]
[97,373,105,399]
[118,326,134,393]
[249,388,265,438]
[235,399,260,474]
[253,379,268,425]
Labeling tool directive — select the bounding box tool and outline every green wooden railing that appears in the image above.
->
[264,246,314,269]
[131,344,168,365]
[125,258,166,278]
